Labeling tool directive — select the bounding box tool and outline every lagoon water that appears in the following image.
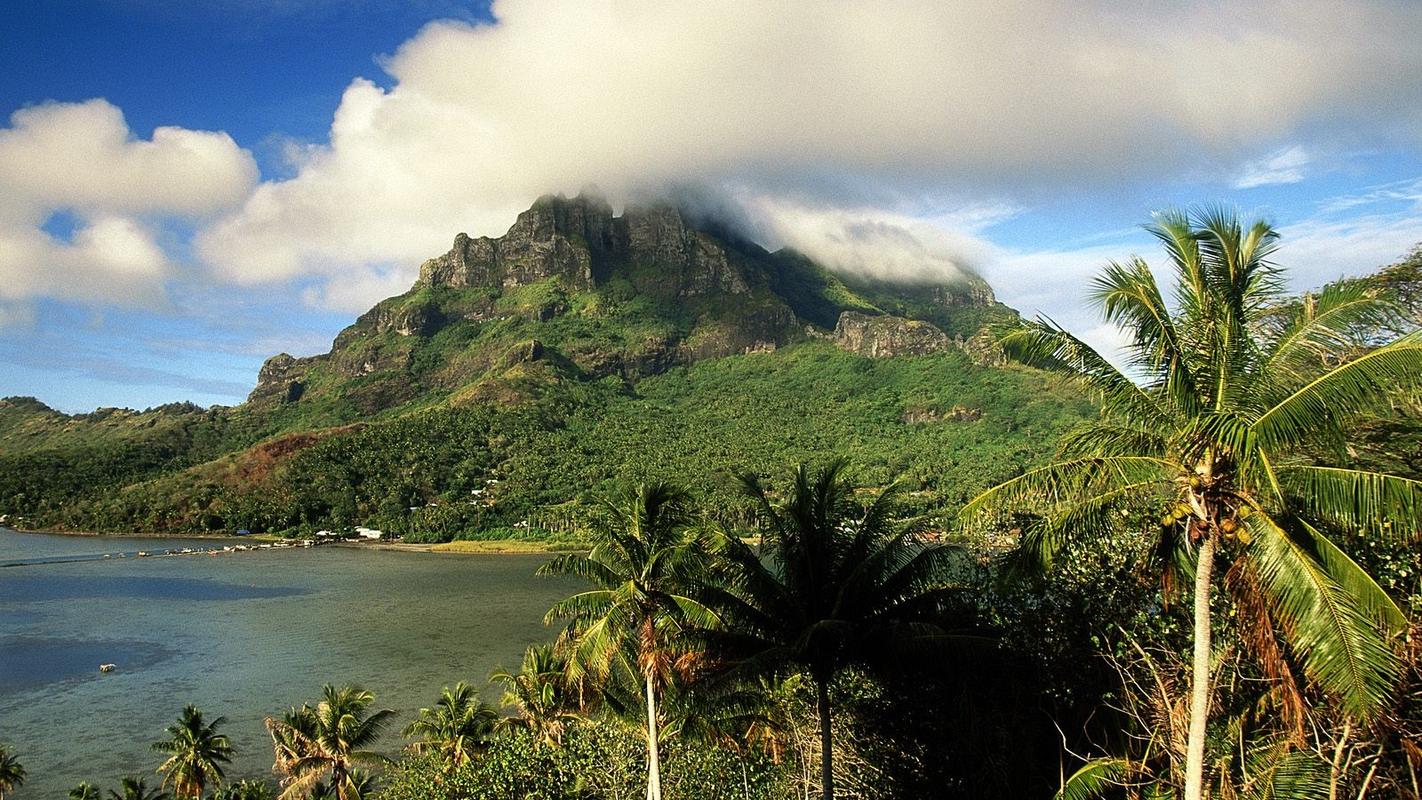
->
[0,528,574,798]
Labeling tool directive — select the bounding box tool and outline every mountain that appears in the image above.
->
[0,192,1090,539]
[245,191,1005,419]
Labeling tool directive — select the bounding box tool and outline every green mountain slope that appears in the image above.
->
[0,192,1090,538]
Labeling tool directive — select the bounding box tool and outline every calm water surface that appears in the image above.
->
[0,528,574,798]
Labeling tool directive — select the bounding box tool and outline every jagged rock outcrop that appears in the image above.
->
[249,353,314,404]
[419,194,616,290]
[932,280,996,308]
[356,300,444,337]
[621,204,752,298]
[832,312,952,358]
[419,194,760,302]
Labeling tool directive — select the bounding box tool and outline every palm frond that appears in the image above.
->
[1253,332,1422,449]
[958,456,1177,528]
[1293,518,1408,634]
[1055,757,1137,800]
[1278,465,1422,539]
[998,317,1174,426]
[1246,513,1402,718]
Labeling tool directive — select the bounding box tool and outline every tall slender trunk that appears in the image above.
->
[645,673,663,800]
[817,673,834,800]
[1185,533,1216,800]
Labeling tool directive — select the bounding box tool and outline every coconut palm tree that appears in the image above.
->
[539,481,717,800]
[265,684,393,800]
[153,704,234,799]
[0,745,24,800]
[107,777,169,800]
[960,207,1422,800]
[490,642,589,746]
[70,783,102,800]
[401,682,498,770]
[703,460,961,800]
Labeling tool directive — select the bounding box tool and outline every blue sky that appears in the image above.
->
[2,1,1421,412]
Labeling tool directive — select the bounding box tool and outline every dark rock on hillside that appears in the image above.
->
[620,204,753,298]
[419,194,616,290]
[358,300,445,337]
[249,352,320,404]
[832,311,952,357]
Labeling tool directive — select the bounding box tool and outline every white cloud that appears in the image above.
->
[747,197,1003,285]
[1234,145,1310,189]
[298,265,421,313]
[194,0,1422,309]
[0,99,258,306]
[1278,213,1422,289]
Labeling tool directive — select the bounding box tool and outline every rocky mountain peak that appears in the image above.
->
[418,191,616,291]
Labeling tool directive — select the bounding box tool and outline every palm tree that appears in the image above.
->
[70,783,102,800]
[153,704,234,799]
[704,460,960,800]
[401,681,498,769]
[490,642,589,746]
[265,684,393,800]
[0,745,24,800]
[960,207,1422,800]
[107,777,169,800]
[539,481,717,800]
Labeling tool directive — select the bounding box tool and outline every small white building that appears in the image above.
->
[355,526,384,540]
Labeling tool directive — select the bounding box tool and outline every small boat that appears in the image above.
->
[99,663,116,673]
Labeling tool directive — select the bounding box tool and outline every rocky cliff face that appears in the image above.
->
[831,311,953,358]
[417,194,759,301]
[249,353,317,403]
[418,194,617,290]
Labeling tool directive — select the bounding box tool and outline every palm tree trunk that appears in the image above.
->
[645,673,663,800]
[1185,533,1216,800]
[817,673,834,800]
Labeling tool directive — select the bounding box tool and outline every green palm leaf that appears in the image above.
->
[1277,465,1422,539]
[1246,514,1402,718]
[1055,757,1137,800]
[1253,332,1422,449]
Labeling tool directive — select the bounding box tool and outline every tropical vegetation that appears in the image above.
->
[264,685,393,800]
[6,214,1421,800]
[538,482,716,800]
[702,461,963,800]
[0,746,24,800]
[153,705,233,799]
[400,682,498,770]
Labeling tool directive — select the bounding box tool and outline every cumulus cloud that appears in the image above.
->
[194,0,1422,310]
[0,99,258,306]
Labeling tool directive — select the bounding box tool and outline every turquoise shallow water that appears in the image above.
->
[0,529,575,798]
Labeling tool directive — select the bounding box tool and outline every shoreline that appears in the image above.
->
[5,526,253,541]
[3,526,576,555]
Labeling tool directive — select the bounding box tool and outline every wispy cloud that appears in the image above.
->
[1234,145,1310,189]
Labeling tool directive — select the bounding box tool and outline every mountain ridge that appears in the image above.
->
[243,191,1009,419]
[0,193,1087,539]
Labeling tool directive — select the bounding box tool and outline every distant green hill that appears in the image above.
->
[0,192,1091,539]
